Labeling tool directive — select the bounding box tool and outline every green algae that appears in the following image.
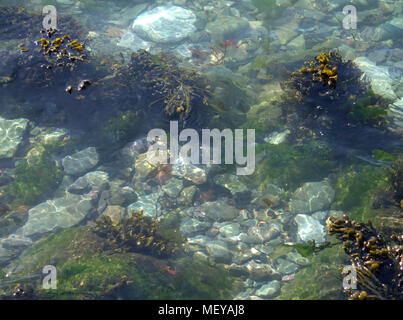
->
[105,110,141,143]
[372,149,396,162]
[3,224,237,300]
[332,165,388,223]
[252,141,334,189]
[277,244,348,300]
[5,145,63,205]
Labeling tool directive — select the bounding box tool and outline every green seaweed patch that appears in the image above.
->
[372,149,396,162]
[5,146,63,205]
[105,110,141,143]
[332,165,388,223]
[277,244,348,300]
[252,141,334,189]
[2,225,237,300]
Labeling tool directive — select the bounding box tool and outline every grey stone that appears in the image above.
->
[162,177,183,198]
[127,190,163,218]
[17,193,93,237]
[100,205,126,224]
[68,171,109,194]
[62,147,99,176]
[243,223,281,244]
[354,57,397,100]
[286,250,310,266]
[245,260,279,281]
[131,5,197,43]
[0,234,32,249]
[213,174,248,195]
[172,161,207,185]
[200,200,239,221]
[276,258,299,274]
[0,117,29,159]
[311,210,328,223]
[289,182,335,214]
[180,218,210,235]
[177,185,198,206]
[219,223,241,238]
[206,240,233,263]
[255,280,280,298]
[205,15,249,40]
[294,214,326,245]
[117,29,151,51]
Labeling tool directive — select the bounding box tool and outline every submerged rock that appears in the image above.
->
[200,200,239,221]
[68,171,109,194]
[127,190,163,219]
[16,193,93,237]
[131,5,197,44]
[205,16,249,40]
[213,174,248,196]
[0,117,29,159]
[255,280,280,298]
[180,218,211,236]
[294,214,326,245]
[289,182,335,214]
[354,57,397,101]
[62,147,99,176]
[205,240,233,263]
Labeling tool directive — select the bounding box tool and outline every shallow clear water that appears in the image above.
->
[0,0,402,300]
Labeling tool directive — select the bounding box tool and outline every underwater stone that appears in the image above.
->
[275,258,299,275]
[0,234,32,249]
[35,128,69,145]
[100,205,126,225]
[177,185,198,206]
[172,162,207,185]
[0,117,29,159]
[131,5,197,44]
[213,174,248,195]
[243,222,281,244]
[289,182,335,214]
[117,29,152,51]
[127,190,163,219]
[17,193,93,237]
[294,214,326,245]
[245,260,279,281]
[62,147,99,176]
[205,15,249,40]
[255,280,280,298]
[68,171,109,194]
[200,200,239,221]
[286,250,310,266]
[0,246,15,266]
[389,97,403,131]
[354,57,397,100]
[205,240,233,263]
[219,222,241,238]
[162,177,183,198]
[180,218,211,236]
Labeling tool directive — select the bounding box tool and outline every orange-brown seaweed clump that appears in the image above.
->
[326,214,402,300]
[292,52,338,89]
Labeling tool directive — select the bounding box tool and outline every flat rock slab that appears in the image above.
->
[131,5,196,43]
[289,181,335,214]
[62,147,99,176]
[17,193,93,237]
[294,214,326,245]
[0,117,29,159]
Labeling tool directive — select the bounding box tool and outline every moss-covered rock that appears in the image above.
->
[251,141,334,190]
[277,243,348,300]
[5,145,63,205]
[332,164,388,223]
[2,222,238,299]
